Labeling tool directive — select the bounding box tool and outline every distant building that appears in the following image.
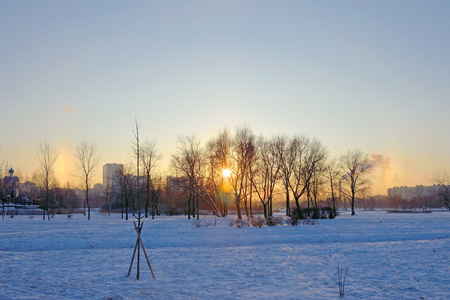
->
[2,167,20,200]
[102,163,123,191]
[387,185,442,200]
[92,183,104,197]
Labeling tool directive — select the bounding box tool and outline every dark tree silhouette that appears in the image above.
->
[431,170,450,210]
[339,150,372,216]
[140,139,162,219]
[35,141,59,220]
[75,140,100,220]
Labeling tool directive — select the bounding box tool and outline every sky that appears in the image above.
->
[1,0,449,195]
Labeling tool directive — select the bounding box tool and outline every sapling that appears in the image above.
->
[338,263,348,297]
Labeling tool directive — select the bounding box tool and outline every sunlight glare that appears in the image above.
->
[223,168,231,178]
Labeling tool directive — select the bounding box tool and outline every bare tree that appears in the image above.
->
[172,135,220,218]
[288,136,327,216]
[1,158,8,219]
[308,159,327,210]
[128,119,155,280]
[205,126,257,219]
[229,126,257,219]
[150,172,164,216]
[171,135,201,219]
[140,139,162,219]
[276,135,296,216]
[206,128,232,217]
[114,164,135,220]
[130,119,144,224]
[35,141,59,220]
[430,170,450,210]
[75,140,101,220]
[324,158,340,216]
[251,136,280,218]
[339,150,372,215]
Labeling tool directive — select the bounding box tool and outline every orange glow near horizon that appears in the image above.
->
[54,148,76,187]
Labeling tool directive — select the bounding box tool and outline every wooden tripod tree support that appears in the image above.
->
[127,222,155,280]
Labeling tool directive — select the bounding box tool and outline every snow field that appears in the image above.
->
[0,211,449,299]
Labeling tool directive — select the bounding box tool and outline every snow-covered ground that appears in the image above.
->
[1,211,449,299]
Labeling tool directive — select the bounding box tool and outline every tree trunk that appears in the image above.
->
[187,193,191,220]
[44,187,49,220]
[269,198,272,217]
[285,189,290,216]
[146,177,150,218]
[331,191,337,217]
[151,192,156,220]
[294,195,301,213]
[86,189,90,220]
[351,195,356,215]
[244,195,249,218]
[196,193,199,220]
[46,190,50,221]
[224,194,228,216]
[192,193,196,219]
[249,185,253,218]
[236,200,242,219]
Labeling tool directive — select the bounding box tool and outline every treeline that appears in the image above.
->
[106,126,373,219]
[3,125,449,220]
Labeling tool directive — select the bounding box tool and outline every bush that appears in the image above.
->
[322,207,337,219]
[286,217,297,226]
[228,218,249,228]
[236,218,248,228]
[300,219,318,225]
[288,213,319,226]
[248,216,265,228]
[193,217,218,227]
[290,207,336,220]
[266,216,284,226]
[5,209,44,216]
[161,207,184,216]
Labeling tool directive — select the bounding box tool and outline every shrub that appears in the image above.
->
[286,217,296,226]
[338,264,348,297]
[162,207,184,216]
[290,207,336,220]
[248,216,265,227]
[235,218,248,228]
[203,217,217,227]
[266,216,284,226]
[193,217,218,227]
[288,216,318,226]
[228,218,248,228]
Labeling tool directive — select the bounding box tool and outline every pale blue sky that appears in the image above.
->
[1,1,449,194]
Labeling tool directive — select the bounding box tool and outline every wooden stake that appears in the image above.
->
[128,222,155,279]
[134,223,155,279]
[127,234,139,276]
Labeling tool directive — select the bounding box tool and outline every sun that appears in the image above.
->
[222,168,231,178]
